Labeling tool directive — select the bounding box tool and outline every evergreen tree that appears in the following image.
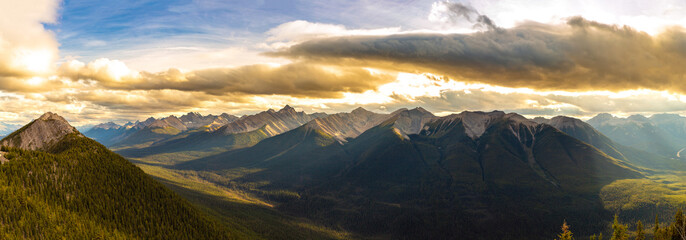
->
[635,220,644,240]
[657,216,663,240]
[556,220,574,240]
[611,215,628,240]
[590,232,604,240]
[673,209,685,240]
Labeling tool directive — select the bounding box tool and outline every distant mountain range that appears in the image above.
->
[86,107,686,163]
[588,113,686,158]
[85,112,238,147]
[0,122,22,138]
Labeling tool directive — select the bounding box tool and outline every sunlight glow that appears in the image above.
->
[13,49,52,74]
[247,72,686,117]
[26,77,45,86]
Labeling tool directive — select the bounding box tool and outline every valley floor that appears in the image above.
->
[127,152,354,240]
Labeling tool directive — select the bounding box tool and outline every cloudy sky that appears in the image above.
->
[3,0,686,126]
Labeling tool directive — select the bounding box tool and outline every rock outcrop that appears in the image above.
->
[0,112,82,151]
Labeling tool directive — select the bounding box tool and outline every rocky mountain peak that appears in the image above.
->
[531,117,549,124]
[410,107,431,115]
[455,111,506,138]
[627,114,649,122]
[278,105,297,114]
[219,113,239,121]
[587,113,615,125]
[140,117,157,127]
[180,112,202,121]
[426,111,538,139]
[216,106,317,136]
[545,116,594,131]
[92,122,122,130]
[351,107,370,114]
[387,108,437,134]
[588,113,652,127]
[351,107,377,119]
[39,112,68,122]
[165,115,180,121]
[0,112,82,151]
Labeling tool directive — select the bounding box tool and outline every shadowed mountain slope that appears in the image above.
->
[179,110,642,239]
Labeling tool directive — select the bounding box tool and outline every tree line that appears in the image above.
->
[555,210,686,240]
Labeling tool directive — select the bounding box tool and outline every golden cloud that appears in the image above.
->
[58,59,396,98]
[272,17,686,94]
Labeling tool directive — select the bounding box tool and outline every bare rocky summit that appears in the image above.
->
[302,107,389,142]
[0,112,82,151]
[216,105,322,136]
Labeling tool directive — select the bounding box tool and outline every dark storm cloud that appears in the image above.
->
[434,1,501,31]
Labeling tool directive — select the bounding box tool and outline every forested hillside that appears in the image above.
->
[0,115,234,239]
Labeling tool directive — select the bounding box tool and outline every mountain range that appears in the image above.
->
[0,122,22,138]
[85,112,239,147]
[84,107,686,166]
[587,113,686,158]
[179,109,650,239]
[103,106,683,239]
[3,107,686,239]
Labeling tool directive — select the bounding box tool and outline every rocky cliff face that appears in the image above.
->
[91,122,122,130]
[302,107,389,142]
[216,105,322,136]
[147,116,188,131]
[179,112,238,129]
[388,107,436,134]
[0,112,82,151]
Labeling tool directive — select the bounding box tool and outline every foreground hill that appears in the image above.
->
[180,110,642,239]
[0,113,233,239]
